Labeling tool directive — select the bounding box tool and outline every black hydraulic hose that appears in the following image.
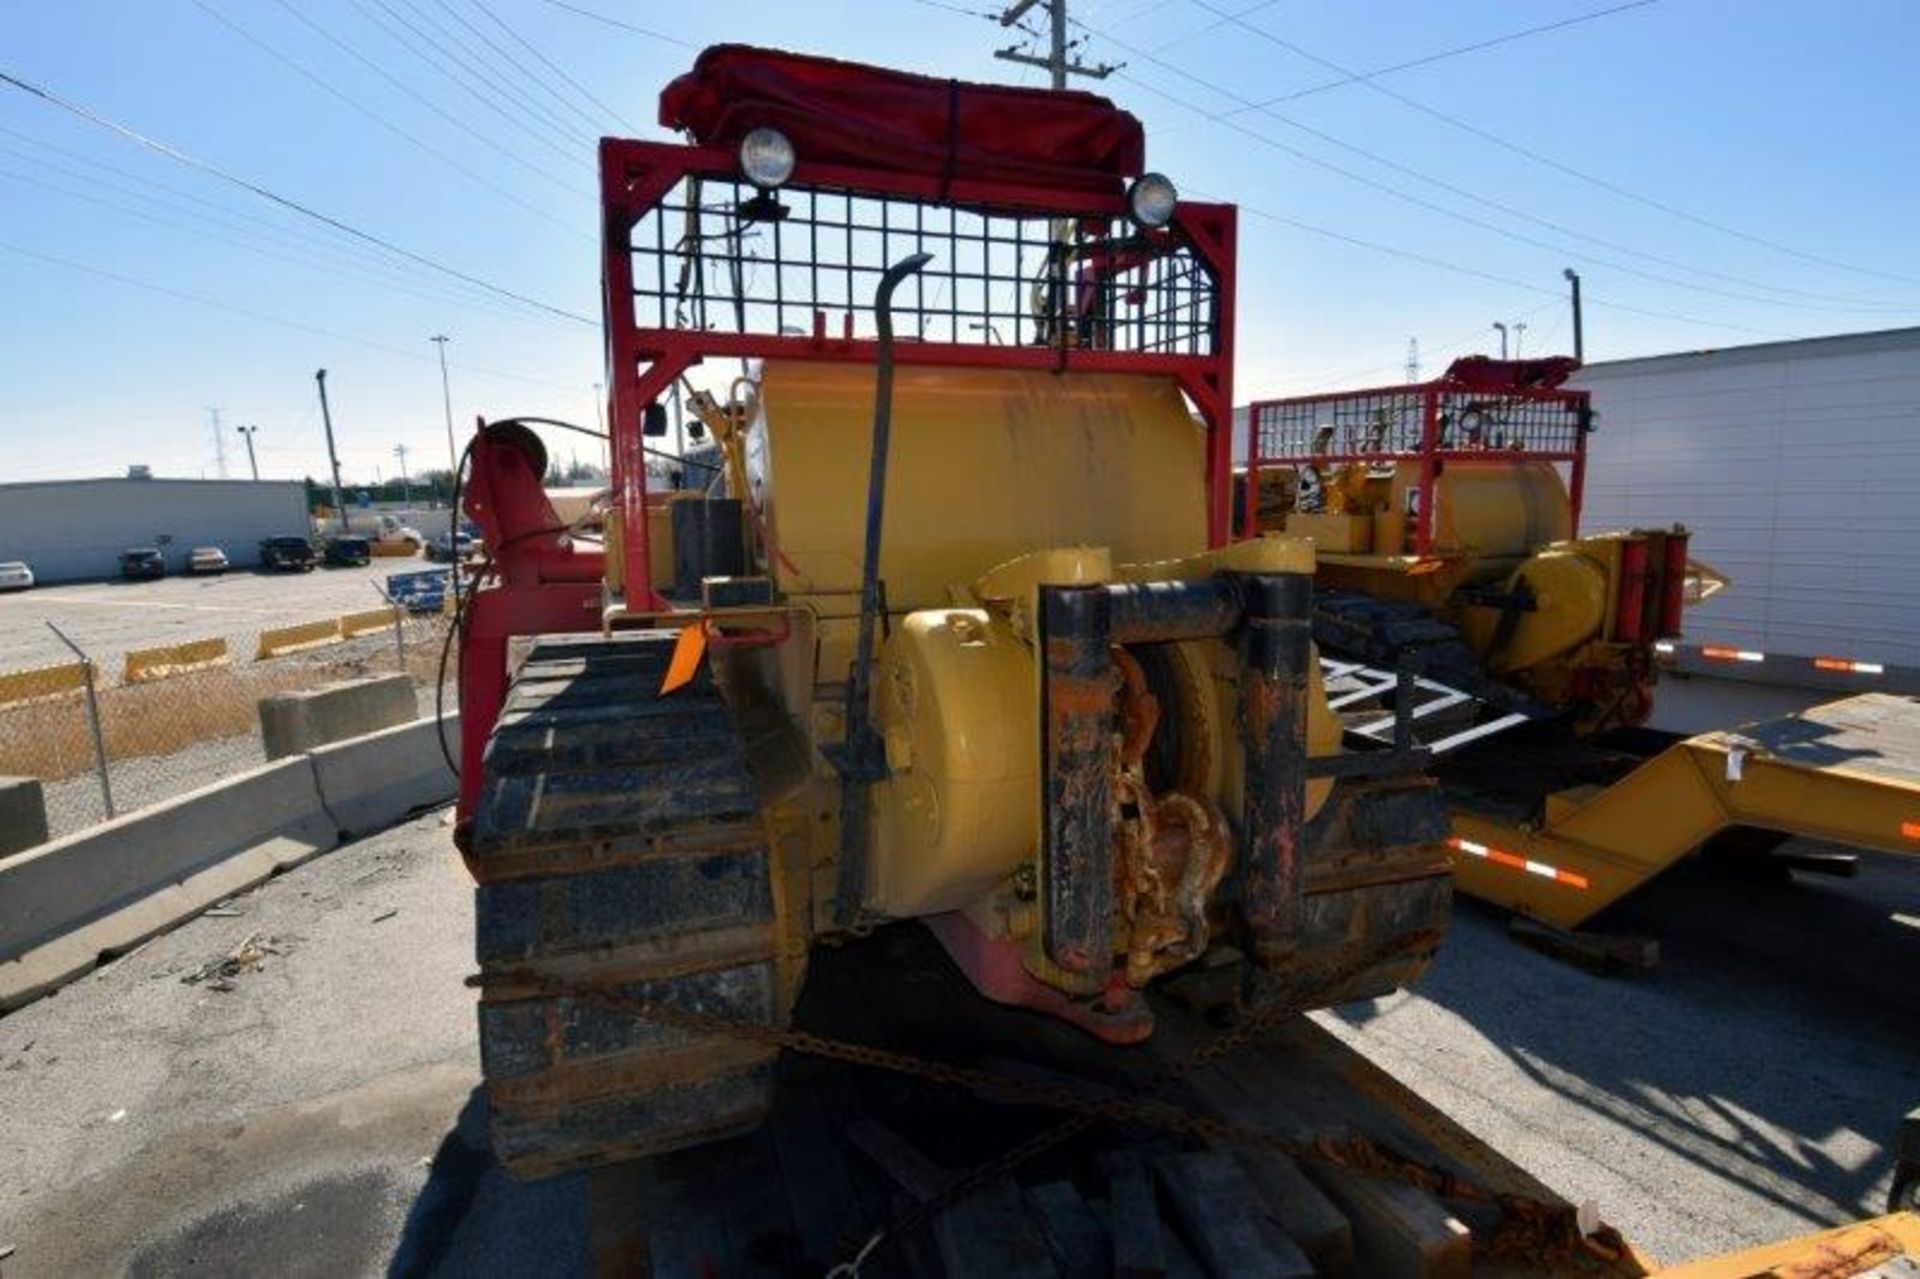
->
[832,250,933,929]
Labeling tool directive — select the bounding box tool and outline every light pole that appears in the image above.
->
[430,334,458,489]
[1563,267,1585,363]
[314,369,347,534]
[235,424,260,480]
[1513,322,1528,359]
[1493,322,1509,360]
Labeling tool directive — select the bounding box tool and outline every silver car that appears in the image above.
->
[0,561,34,592]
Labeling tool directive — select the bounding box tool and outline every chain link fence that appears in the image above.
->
[0,604,459,843]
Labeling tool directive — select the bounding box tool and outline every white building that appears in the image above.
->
[1570,327,1920,671]
[0,476,310,582]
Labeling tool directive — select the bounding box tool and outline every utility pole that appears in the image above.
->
[995,0,1119,88]
[430,334,459,482]
[1404,337,1420,384]
[1492,322,1509,360]
[208,407,229,478]
[235,424,260,480]
[314,369,347,534]
[394,442,412,506]
[1563,268,1585,364]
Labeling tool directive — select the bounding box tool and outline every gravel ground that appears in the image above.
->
[1,808,1914,1275]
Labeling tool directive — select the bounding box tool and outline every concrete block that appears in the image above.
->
[259,674,417,760]
[307,714,459,837]
[0,758,333,979]
[0,775,50,857]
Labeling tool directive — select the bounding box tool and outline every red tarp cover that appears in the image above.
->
[1441,355,1582,392]
[659,44,1146,195]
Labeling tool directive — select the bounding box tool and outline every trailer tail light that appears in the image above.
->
[1657,531,1689,638]
[1814,657,1885,675]
[1449,836,1591,891]
[1615,538,1651,645]
[1903,821,1920,841]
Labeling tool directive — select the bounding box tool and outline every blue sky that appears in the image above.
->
[3,0,1915,483]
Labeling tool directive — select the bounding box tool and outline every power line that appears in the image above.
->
[0,151,575,327]
[1081,17,1911,313]
[190,0,594,230]
[0,236,588,390]
[531,0,696,47]
[393,0,593,149]
[268,0,596,206]
[433,0,608,139]
[469,0,640,135]
[1180,0,1920,290]
[0,124,585,322]
[1236,1,1661,108]
[0,66,597,326]
[344,0,588,167]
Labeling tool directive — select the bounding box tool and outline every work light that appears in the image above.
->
[739,127,796,189]
[1127,172,1178,228]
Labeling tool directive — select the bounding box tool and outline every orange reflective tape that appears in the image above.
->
[658,623,708,696]
[1449,836,1588,890]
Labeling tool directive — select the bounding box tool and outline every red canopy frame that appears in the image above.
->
[599,137,1239,610]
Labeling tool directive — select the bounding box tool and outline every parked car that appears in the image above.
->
[0,561,34,592]
[324,535,372,567]
[120,547,166,580]
[258,536,317,572]
[187,546,230,575]
[425,532,480,563]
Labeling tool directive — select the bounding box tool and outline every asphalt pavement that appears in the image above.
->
[0,810,1913,1276]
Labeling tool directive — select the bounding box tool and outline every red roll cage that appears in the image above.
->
[600,134,1239,610]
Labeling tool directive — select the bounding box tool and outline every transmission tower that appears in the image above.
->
[1405,338,1421,384]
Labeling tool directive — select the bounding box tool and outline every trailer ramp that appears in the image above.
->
[1447,693,1920,930]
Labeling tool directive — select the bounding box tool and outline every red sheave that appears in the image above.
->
[660,44,1147,195]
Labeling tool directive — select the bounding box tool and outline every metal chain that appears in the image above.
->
[489,947,1629,1276]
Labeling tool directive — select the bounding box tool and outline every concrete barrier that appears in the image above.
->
[124,636,232,683]
[0,758,336,1010]
[0,661,85,708]
[309,713,460,838]
[340,606,401,639]
[259,674,417,760]
[0,776,49,857]
[0,709,462,1011]
[255,617,345,659]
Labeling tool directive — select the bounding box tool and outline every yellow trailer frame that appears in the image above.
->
[1446,693,1920,930]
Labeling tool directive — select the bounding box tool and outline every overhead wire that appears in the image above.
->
[393,0,594,149]
[0,155,580,327]
[1234,1,1661,108]
[430,0,609,139]
[0,66,598,327]
[469,0,640,135]
[345,0,589,166]
[188,0,594,229]
[530,0,696,47]
[267,0,596,205]
[1079,14,1911,313]
[1179,0,1920,290]
[0,237,589,390]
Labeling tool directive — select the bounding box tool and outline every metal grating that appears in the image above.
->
[1253,385,1587,463]
[625,175,1219,357]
